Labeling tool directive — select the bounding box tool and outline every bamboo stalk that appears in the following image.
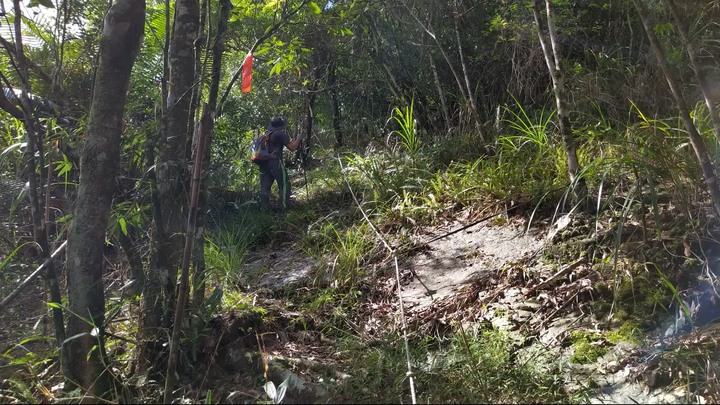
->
[164,105,210,402]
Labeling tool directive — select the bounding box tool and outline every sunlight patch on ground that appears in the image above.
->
[401,221,544,310]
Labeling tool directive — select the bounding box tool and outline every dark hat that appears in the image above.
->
[268,116,286,130]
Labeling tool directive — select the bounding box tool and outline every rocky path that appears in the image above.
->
[400,218,543,311]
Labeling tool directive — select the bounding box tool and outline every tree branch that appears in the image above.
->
[0,241,67,312]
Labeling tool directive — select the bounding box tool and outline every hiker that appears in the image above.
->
[258,116,305,212]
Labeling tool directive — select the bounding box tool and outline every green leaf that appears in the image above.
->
[87,344,98,362]
[118,217,128,236]
[57,214,73,223]
[62,332,90,346]
[254,45,269,56]
[653,22,674,37]
[269,61,282,76]
[309,1,321,14]
[1,241,31,271]
[1,142,26,156]
[18,336,52,346]
[55,159,73,177]
[264,381,276,401]
[47,302,64,310]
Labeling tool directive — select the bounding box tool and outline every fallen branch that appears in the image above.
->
[526,257,586,295]
[0,240,67,312]
[406,204,521,253]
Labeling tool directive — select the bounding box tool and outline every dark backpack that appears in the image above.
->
[250,130,275,163]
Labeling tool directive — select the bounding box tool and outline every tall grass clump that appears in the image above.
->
[567,105,715,333]
[430,129,489,167]
[1,340,59,404]
[343,149,432,215]
[205,209,277,287]
[333,328,572,403]
[389,158,488,223]
[392,99,419,156]
[302,219,375,290]
[500,95,555,152]
[466,99,569,208]
[586,103,704,230]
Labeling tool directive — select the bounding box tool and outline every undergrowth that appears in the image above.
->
[332,328,575,403]
[4,99,720,403]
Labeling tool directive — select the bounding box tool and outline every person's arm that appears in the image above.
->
[285,131,306,152]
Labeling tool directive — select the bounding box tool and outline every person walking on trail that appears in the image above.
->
[258,116,305,212]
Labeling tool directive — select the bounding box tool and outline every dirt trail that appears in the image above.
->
[401,218,543,310]
[244,213,700,404]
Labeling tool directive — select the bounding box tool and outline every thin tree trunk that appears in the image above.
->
[154,0,199,330]
[10,0,67,375]
[193,0,230,310]
[138,120,163,375]
[401,1,475,132]
[140,0,198,379]
[117,229,144,297]
[423,28,450,133]
[532,0,587,205]
[304,72,317,160]
[138,0,172,374]
[451,0,484,138]
[329,60,342,149]
[63,0,145,396]
[632,0,720,217]
[164,104,209,403]
[664,0,720,143]
[366,17,404,103]
[0,241,67,311]
[52,0,69,100]
[189,0,209,310]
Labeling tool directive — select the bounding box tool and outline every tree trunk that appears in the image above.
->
[137,0,171,375]
[403,2,480,127]
[139,0,199,379]
[164,104,210,403]
[117,229,144,297]
[451,0,485,139]
[63,0,145,397]
[303,72,317,161]
[10,0,67,377]
[532,0,587,206]
[154,0,199,329]
[329,60,342,150]
[664,0,720,143]
[424,31,450,134]
[189,0,209,310]
[193,0,230,310]
[633,0,720,217]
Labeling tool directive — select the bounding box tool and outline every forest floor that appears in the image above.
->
[1,190,718,403]
[219,206,714,404]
